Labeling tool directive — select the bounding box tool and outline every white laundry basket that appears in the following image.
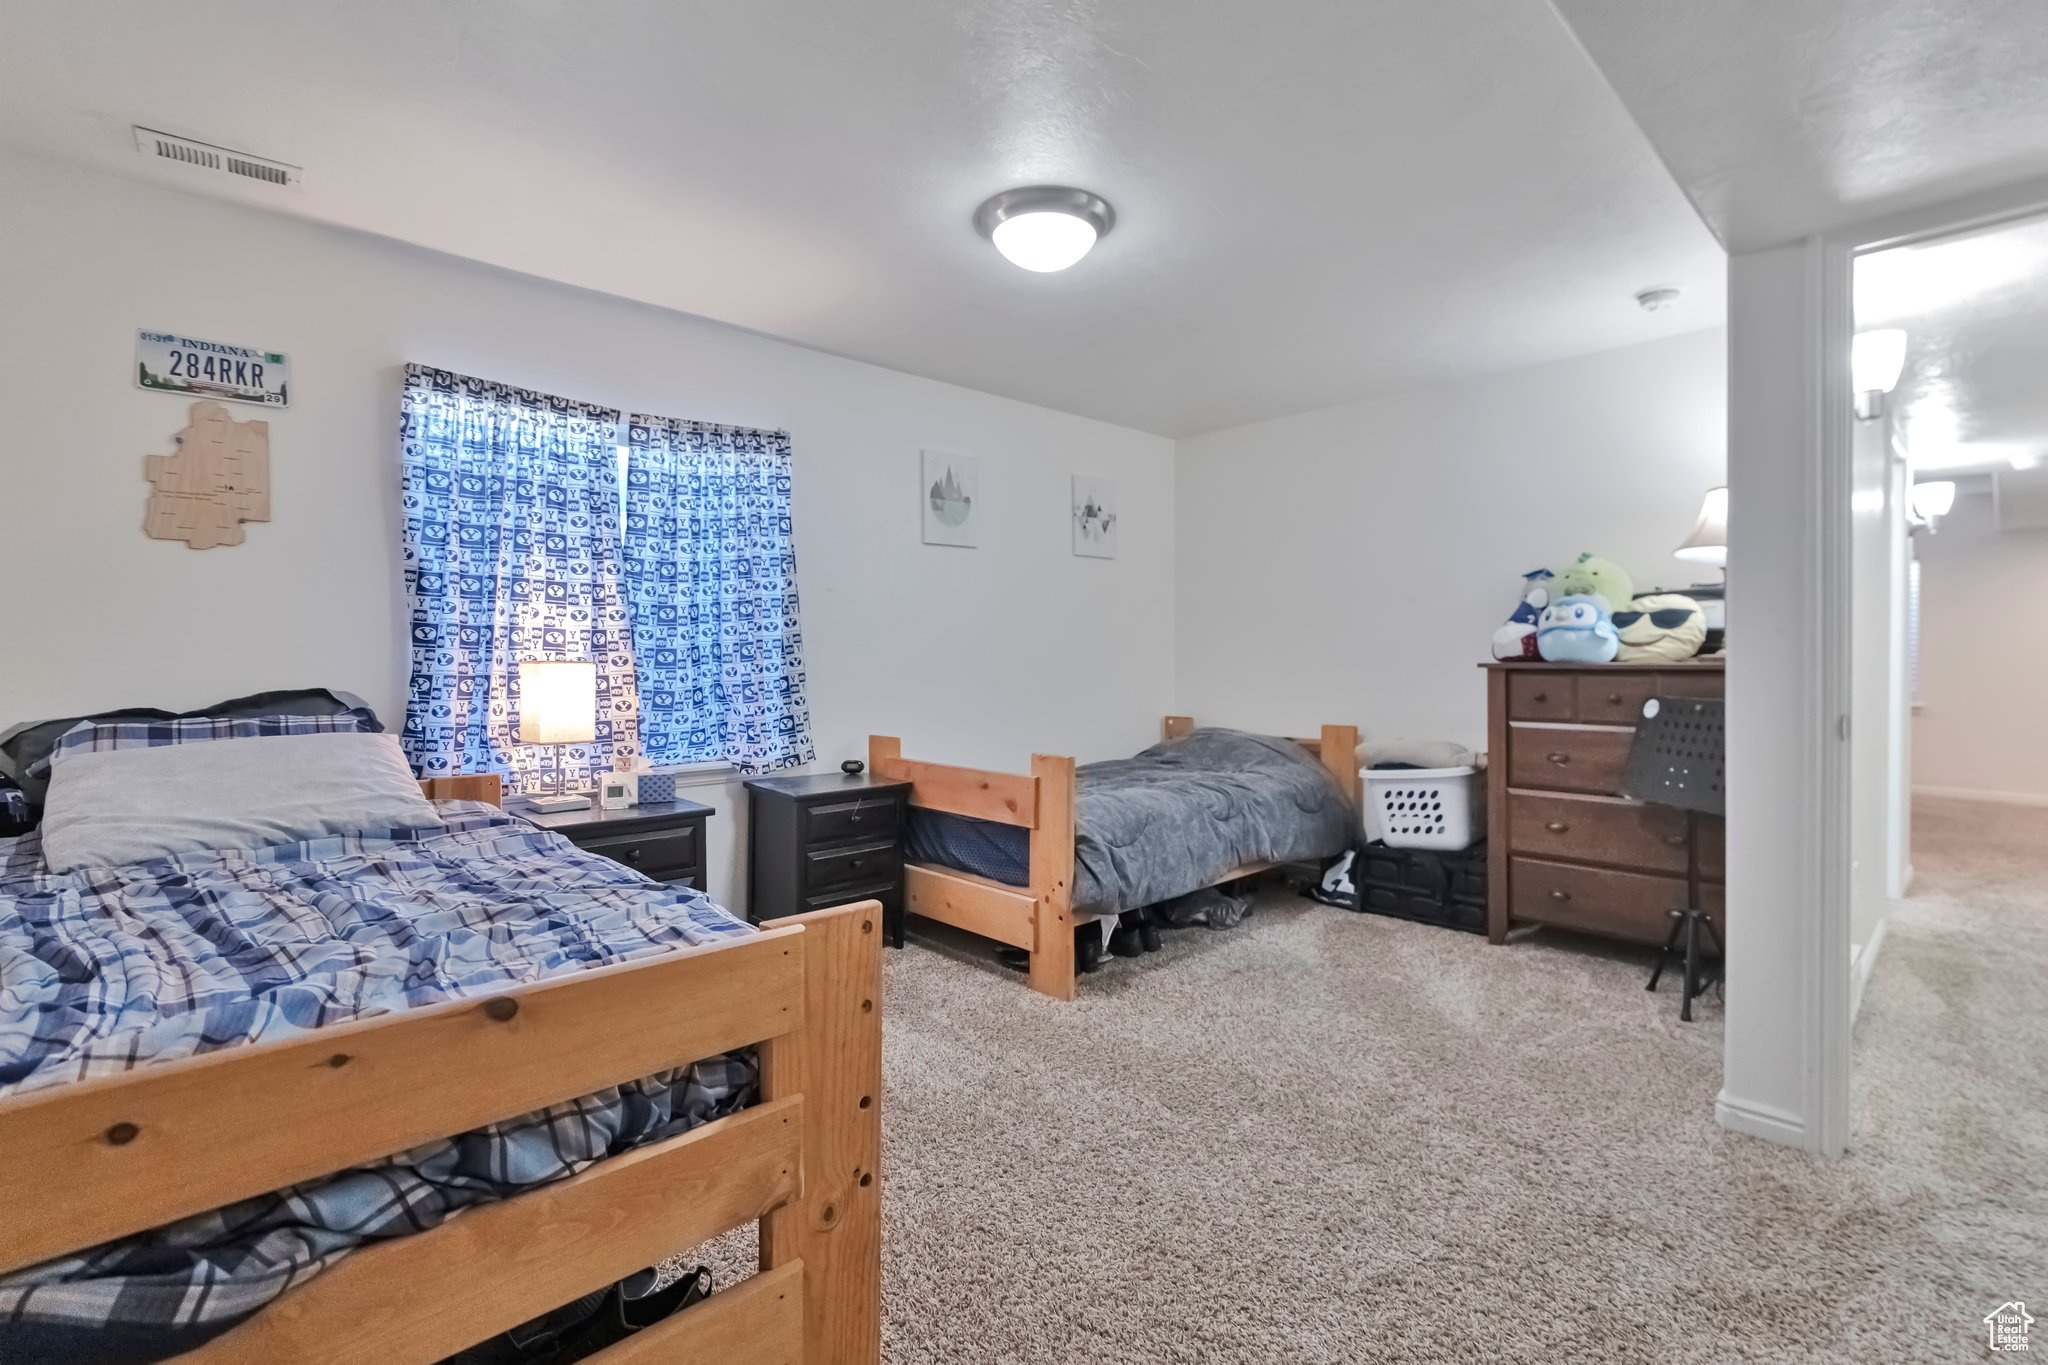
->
[1361,765,1485,851]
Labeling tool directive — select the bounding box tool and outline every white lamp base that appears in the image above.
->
[527,792,592,814]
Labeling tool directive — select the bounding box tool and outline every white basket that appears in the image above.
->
[1361,765,1485,851]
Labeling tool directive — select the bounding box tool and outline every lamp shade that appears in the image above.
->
[1674,486,1728,566]
[517,661,597,745]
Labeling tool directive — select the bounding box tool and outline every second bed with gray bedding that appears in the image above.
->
[904,727,1354,915]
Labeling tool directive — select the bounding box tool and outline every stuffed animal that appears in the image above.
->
[1614,593,1706,662]
[1536,593,1620,663]
[1553,553,1634,614]
[1490,568,1554,661]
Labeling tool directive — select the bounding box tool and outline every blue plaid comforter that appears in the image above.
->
[0,802,758,1363]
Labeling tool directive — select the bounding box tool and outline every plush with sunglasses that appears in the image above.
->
[1613,593,1707,662]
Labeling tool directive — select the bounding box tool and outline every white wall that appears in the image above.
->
[0,151,1177,906]
[1174,328,1727,752]
[1913,483,2048,801]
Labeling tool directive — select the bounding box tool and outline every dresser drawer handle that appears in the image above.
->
[1532,691,1549,703]
[625,847,643,863]
[1607,692,1624,705]
[1665,834,1688,847]
[1545,821,1569,833]
[1546,752,1571,766]
[849,812,865,824]
[1549,888,1571,902]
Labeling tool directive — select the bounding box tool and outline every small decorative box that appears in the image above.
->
[637,772,678,803]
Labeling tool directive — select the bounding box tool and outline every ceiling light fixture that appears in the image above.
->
[974,186,1115,273]
[1911,480,1956,521]
[1851,329,1908,418]
[1634,285,1682,312]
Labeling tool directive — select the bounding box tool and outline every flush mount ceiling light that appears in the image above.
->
[1634,285,1683,312]
[974,186,1115,273]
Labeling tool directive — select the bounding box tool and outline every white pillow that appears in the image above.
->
[40,731,442,873]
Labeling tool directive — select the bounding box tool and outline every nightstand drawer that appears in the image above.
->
[804,797,900,847]
[804,839,899,894]
[574,825,699,880]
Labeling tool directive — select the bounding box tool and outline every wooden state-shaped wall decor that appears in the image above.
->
[143,400,271,549]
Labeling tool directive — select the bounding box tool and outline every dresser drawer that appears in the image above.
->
[1506,725,1634,795]
[804,839,899,895]
[1507,792,1689,875]
[803,796,900,847]
[1507,672,1575,721]
[1508,857,1724,945]
[573,824,700,880]
[1574,675,1661,727]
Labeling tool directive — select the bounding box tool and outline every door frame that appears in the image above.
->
[1809,172,2048,1154]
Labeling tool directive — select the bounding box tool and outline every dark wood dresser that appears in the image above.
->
[745,772,911,948]
[1482,659,1725,946]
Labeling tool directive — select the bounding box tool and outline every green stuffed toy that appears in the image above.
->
[1553,553,1634,614]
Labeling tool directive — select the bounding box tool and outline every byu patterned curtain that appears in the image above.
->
[400,365,638,793]
[623,416,814,773]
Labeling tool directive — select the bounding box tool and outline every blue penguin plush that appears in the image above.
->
[1536,593,1620,663]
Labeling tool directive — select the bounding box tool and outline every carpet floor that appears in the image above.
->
[682,799,2046,1362]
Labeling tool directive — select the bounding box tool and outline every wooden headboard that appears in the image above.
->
[418,774,503,806]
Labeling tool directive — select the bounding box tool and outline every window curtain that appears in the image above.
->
[623,416,814,773]
[399,364,638,793]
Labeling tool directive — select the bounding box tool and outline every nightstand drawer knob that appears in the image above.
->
[625,847,643,862]
[1546,752,1571,766]
[1549,889,1571,902]
[1545,821,1569,834]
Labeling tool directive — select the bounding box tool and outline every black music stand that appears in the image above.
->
[1618,695,1725,1021]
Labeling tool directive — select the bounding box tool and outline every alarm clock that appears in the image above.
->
[599,771,639,811]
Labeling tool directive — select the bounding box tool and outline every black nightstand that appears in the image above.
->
[515,797,716,891]
[745,772,909,947]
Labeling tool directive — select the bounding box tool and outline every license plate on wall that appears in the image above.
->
[136,330,290,407]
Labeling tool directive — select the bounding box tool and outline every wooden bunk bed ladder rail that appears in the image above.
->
[0,903,884,1365]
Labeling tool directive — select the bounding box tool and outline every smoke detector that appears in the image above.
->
[133,127,301,188]
[1634,285,1683,313]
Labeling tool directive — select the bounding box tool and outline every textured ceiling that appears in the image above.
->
[0,0,1723,436]
[1552,0,2048,252]
[1858,211,2048,473]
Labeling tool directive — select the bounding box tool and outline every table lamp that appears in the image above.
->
[1674,486,1729,648]
[518,660,598,812]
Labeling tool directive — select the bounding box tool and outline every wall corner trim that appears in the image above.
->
[1714,1091,1813,1151]
[1849,916,1889,1023]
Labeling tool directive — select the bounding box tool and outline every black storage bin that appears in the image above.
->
[1349,840,1487,934]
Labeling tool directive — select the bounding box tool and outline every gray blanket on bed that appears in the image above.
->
[1070,728,1354,913]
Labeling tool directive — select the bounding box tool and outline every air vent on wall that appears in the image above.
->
[132,126,301,188]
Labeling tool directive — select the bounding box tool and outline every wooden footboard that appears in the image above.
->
[0,899,885,1365]
[873,717,1356,1002]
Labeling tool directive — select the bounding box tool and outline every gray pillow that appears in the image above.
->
[40,732,441,874]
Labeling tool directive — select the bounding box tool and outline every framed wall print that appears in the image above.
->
[922,449,979,547]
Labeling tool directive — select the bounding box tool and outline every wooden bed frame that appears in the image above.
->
[0,775,882,1365]
[870,716,1359,1002]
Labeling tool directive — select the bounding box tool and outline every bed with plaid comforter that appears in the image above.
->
[0,801,759,1364]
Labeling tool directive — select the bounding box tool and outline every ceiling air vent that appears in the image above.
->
[133,127,301,188]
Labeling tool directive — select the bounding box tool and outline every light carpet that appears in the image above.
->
[677,801,2045,1362]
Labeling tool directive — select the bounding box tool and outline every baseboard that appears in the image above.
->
[1849,916,1889,1022]
[1715,1091,1811,1149]
[1913,784,2048,809]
